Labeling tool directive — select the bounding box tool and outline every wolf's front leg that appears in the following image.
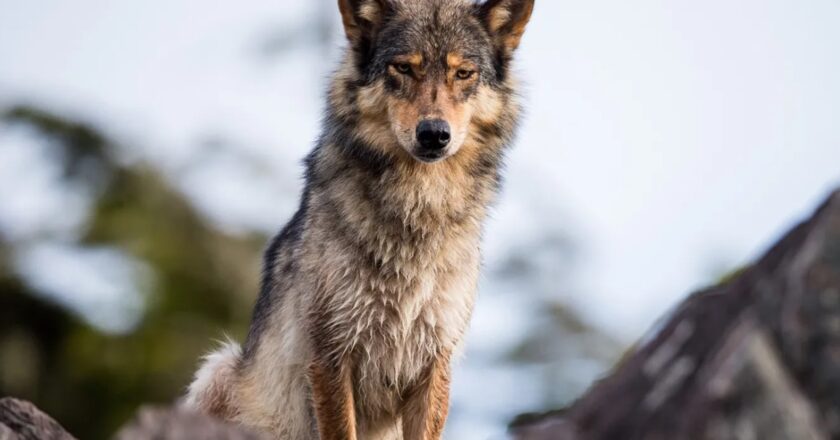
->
[308,357,357,440]
[401,354,452,440]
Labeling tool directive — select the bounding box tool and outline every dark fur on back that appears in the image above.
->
[243,191,308,360]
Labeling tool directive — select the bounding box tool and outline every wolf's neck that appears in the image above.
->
[309,143,489,281]
[324,139,497,230]
[299,148,491,287]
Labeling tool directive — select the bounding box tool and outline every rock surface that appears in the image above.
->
[511,189,840,440]
[114,406,270,440]
[0,398,268,440]
[0,398,75,440]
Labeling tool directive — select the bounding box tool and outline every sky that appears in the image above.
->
[1,0,840,437]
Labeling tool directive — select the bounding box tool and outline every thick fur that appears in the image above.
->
[184,339,241,420]
[185,0,533,438]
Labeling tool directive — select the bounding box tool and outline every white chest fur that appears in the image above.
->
[317,224,480,414]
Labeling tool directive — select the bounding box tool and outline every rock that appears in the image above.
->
[0,398,269,440]
[510,189,840,440]
[113,405,270,440]
[0,397,75,440]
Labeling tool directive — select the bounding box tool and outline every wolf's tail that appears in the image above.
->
[182,339,241,419]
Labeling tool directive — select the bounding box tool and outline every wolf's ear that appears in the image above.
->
[478,0,535,53]
[338,0,390,45]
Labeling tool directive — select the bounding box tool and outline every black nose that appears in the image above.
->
[416,119,451,151]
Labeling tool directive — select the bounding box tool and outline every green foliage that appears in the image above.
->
[0,106,264,439]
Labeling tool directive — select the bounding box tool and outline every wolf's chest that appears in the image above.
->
[339,255,478,407]
[355,295,439,382]
[348,271,451,375]
[348,274,470,415]
[310,201,482,407]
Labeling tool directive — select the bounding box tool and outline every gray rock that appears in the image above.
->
[0,398,75,440]
[511,189,840,440]
[114,406,270,440]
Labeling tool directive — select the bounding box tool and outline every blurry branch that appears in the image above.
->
[256,18,333,58]
[511,189,840,440]
[507,303,621,365]
[0,104,264,439]
[4,106,111,182]
[255,0,336,60]
[3,104,263,316]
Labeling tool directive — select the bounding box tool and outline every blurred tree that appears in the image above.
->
[256,0,336,60]
[495,235,622,410]
[0,106,265,439]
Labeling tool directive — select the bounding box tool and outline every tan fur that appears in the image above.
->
[186,1,533,439]
[191,80,504,439]
[385,51,480,162]
[401,352,451,440]
[189,127,493,438]
[309,360,358,440]
[393,53,424,69]
[339,0,386,42]
[483,0,535,52]
[488,8,512,33]
[183,340,240,420]
[358,1,383,24]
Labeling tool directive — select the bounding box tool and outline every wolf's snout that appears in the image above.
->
[416,119,451,151]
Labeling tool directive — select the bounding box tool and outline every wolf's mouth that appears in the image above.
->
[414,150,447,163]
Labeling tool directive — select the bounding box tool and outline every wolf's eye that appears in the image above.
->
[393,63,412,75]
[456,69,476,80]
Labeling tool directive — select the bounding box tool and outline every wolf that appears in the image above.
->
[184,0,534,438]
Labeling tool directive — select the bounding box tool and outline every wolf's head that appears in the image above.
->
[331,0,533,165]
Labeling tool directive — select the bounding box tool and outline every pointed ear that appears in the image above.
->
[338,0,390,45]
[478,0,535,53]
